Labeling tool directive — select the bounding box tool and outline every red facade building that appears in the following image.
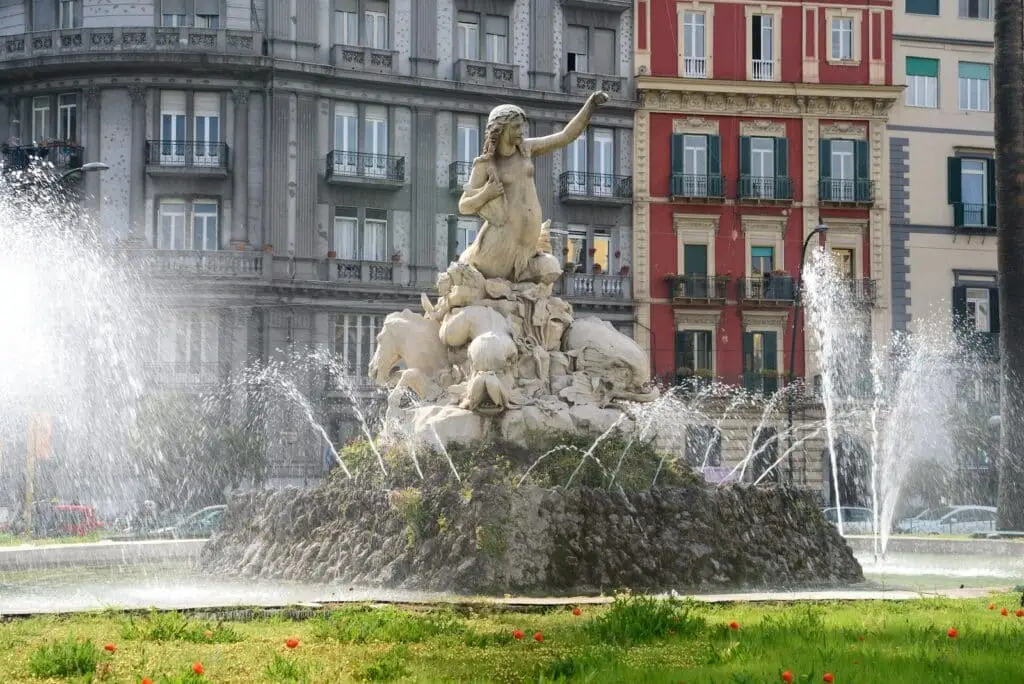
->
[632,0,901,397]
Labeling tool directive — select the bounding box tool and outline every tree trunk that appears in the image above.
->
[995,0,1024,530]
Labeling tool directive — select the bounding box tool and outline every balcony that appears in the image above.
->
[742,371,781,396]
[669,173,726,201]
[1,142,84,173]
[953,202,996,232]
[330,44,398,74]
[752,59,775,81]
[146,362,225,389]
[449,161,472,193]
[0,27,261,63]
[562,71,629,99]
[738,175,793,203]
[554,273,631,300]
[328,258,396,284]
[144,140,229,177]
[133,250,264,278]
[325,151,405,188]
[669,274,729,303]
[559,0,631,10]
[453,58,519,87]
[558,172,632,204]
[739,275,795,304]
[682,57,707,78]
[819,178,874,206]
[837,278,877,306]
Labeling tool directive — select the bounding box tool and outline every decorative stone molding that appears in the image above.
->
[231,88,250,106]
[824,8,863,66]
[672,116,719,136]
[639,86,899,120]
[127,85,146,103]
[739,119,787,138]
[674,213,720,276]
[822,218,867,236]
[676,3,715,79]
[674,309,723,330]
[741,215,787,276]
[84,87,100,106]
[820,121,867,140]
[740,215,786,239]
[741,309,790,331]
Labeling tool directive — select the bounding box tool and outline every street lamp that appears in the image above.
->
[785,223,828,483]
[57,162,109,185]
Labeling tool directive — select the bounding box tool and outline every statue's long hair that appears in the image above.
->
[479,105,527,161]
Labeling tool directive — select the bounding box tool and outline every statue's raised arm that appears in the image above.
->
[525,91,609,157]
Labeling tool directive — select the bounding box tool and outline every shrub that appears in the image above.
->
[353,645,411,681]
[265,652,310,683]
[27,637,102,678]
[311,605,465,644]
[586,595,706,646]
[121,610,243,644]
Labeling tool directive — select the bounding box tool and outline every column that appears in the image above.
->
[530,0,556,90]
[3,97,19,143]
[231,88,250,248]
[84,88,102,213]
[128,86,147,242]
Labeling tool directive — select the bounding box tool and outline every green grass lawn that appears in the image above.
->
[2,593,1022,683]
[0,532,108,547]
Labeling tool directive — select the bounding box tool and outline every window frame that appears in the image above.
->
[455,8,512,63]
[57,93,78,142]
[32,96,51,142]
[155,197,221,251]
[965,287,991,332]
[906,0,940,15]
[958,62,991,112]
[958,0,993,19]
[155,0,224,28]
[830,17,853,61]
[332,206,391,262]
[334,313,384,384]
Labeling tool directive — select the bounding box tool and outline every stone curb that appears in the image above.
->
[0,539,205,572]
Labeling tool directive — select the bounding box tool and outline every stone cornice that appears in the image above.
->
[741,309,791,329]
[638,78,902,119]
[673,309,723,329]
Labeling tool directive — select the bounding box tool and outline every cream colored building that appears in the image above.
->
[889,0,998,341]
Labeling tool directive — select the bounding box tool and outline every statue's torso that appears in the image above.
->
[494,152,541,247]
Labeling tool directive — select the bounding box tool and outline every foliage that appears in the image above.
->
[120,610,243,644]
[265,652,310,683]
[586,595,706,646]
[128,391,268,510]
[27,636,102,678]
[353,645,411,682]
[309,605,465,644]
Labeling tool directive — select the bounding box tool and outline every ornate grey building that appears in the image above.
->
[0,0,635,480]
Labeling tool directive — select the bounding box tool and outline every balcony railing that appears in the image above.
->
[953,202,996,230]
[554,273,631,300]
[132,250,264,277]
[146,362,224,388]
[325,151,405,186]
[819,178,874,204]
[669,173,726,200]
[752,59,774,80]
[740,275,795,302]
[683,56,707,78]
[329,44,397,73]
[560,0,631,10]
[561,71,628,98]
[448,161,472,192]
[742,371,781,395]
[1,142,84,172]
[329,258,394,283]
[453,58,519,86]
[837,278,877,305]
[144,140,229,173]
[558,172,632,202]
[739,175,793,201]
[669,274,729,301]
[0,27,261,62]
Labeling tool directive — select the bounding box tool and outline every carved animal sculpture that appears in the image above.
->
[368,310,449,389]
[563,316,659,403]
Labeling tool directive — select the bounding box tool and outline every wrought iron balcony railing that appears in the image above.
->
[325,151,405,184]
[669,173,726,200]
[837,278,877,304]
[1,142,84,172]
[448,161,472,192]
[669,274,729,300]
[144,140,229,170]
[740,275,795,302]
[819,178,874,204]
[558,171,633,201]
[742,371,781,395]
[953,202,996,230]
[738,174,794,201]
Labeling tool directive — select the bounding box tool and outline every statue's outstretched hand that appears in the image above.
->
[589,91,610,107]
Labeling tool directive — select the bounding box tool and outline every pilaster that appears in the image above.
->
[411,0,439,77]
[3,97,19,142]
[412,108,438,273]
[231,88,250,248]
[633,108,651,351]
[530,0,556,90]
[128,85,147,240]
[85,88,102,213]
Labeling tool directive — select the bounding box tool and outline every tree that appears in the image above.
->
[995,0,1024,530]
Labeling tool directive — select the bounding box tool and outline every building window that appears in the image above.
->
[159,91,187,164]
[751,245,774,275]
[958,62,991,111]
[335,314,383,384]
[195,13,219,28]
[682,12,706,77]
[158,200,187,250]
[948,156,995,228]
[959,0,992,18]
[333,102,358,154]
[335,8,358,45]
[165,311,217,369]
[830,18,853,61]
[193,92,221,167]
[565,26,615,74]
[32,96,50,142]
[192,201,219,251]
[906,0,940,14]
[365,8,388,49]
[57,93,77,142]
[967,287,991,332]
[333,207,388,261]
[456,115,480,163]
[676,330,713,374]
[331,102,389,177]
[739,136,784,199]
[456,11,510,62]
[751,14,774,80]
[743,331,778,392]
[365,105,388,177]
[332,0,388,48]
[456,12,480,60]
[566,24,588,71]
[592,230,610,273]
[566,230,587,271]
[363,208,387,261]
[157,199,219,251]
[566,136,587,193]
[592,128,614,195]
[683,134,707,192]
[484,15,508,62]
[906,57,939,108]
[832,248,855,279]
[820,138,869,202]
[455,218,479,255]
[954,286,998,334]
[685,425,721,467]
[59,0,79,29]
[161,12,186,27]
[333,207,359,259]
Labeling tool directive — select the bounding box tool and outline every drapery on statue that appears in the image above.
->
[457,91,610,284]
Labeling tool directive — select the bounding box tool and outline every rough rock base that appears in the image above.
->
[202,479,863,595]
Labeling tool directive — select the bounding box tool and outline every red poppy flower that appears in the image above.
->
[823,674,834,683]
[782,671,794,682]
[728,621,740,630]
[512,629,523,640]
[988,603,996,610]
[534,631,543,643]
[204,630,213,638]
[1016,609,1024,618]
[142,679,154,684]
[857,635,865,641]
[192,662,205,675]
[1001,607,1009,616]
[572,607,582,616]
[103,643,116,653]
[285,638,299,649]
[947,627,958,638]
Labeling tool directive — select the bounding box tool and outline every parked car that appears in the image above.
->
[146,505,227,540]
[897,505,998,535]
[822,506,876,534]
[19,502,106,538]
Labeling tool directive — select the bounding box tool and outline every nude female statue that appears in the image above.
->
[457,91,610,284]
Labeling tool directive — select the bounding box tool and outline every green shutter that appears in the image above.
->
[958,62,990,80]
[675,331,694,373]
[854,140,869,202]
[906,0,939,14]
[774,138,788,176]
[742,332,754,372]
[739,136,752,177]
[947,157,962,204]
[698,331,713,371]
[990,288,1000,334]
[683,244,708,275]
[952,286,967,333]
[819,139,832,179]
[986,158,997,227]
[906,56,939,78]
[670,133,685,174]
[763,332,778,371]
[707,135,721,175]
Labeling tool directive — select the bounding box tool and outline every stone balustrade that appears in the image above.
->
[0,27,261,61]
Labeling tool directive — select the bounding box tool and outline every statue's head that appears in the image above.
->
[482,104,526,159]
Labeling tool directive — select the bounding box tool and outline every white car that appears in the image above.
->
[898,505,998,535]
[822,506,876,534]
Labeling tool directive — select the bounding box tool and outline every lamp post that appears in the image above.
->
[785,223,828,484]
[56,162,109,186]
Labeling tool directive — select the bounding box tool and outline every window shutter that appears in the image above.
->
[195,0,220,13]
[989,287,1000,334]
[676,331,695,372]
[854,139,870,201]
[742,332,754,371]
[952,285,968,333]
[738,136,751,177]
[985,158,997,227]
[707,135,721,175]
[763,332,778,371]
[670,133,685,174]
[774,137,788,177]
[446,215,459,263]
[683,243,708,275]
[698,331,713,370]
[819,139,831,179]
[906,56,939,77]
[947,157,962,204]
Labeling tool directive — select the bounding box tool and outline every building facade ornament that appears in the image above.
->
[820,121,868,140]
[671,116,719,135]
[127,84,147,103]
[639,88,897,120]
[674,309,723,330]
[739,119,787,137]
[231,88,250,106]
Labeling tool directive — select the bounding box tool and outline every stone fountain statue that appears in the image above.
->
[369,92,658,445]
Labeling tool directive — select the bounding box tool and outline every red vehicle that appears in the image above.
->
[33,503,105,537]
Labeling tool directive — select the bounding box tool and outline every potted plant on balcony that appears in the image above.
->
[327,250,337,259]
[391,250,402,264]
[614,249,622,259]
[262,243,274,253]
[619,264,630,276]
[588,247,597,257]
[563,261,576,274]
[593,263,603,274]
[675,366,694,384]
